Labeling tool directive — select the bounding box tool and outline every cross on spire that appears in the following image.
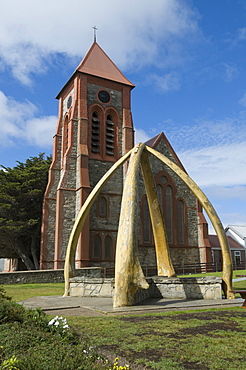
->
[92,25,98,42]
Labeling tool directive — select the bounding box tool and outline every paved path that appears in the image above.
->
[18,295,244,317]
[232,277,246,282]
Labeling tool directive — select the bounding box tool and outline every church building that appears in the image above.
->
[40,42,212,271]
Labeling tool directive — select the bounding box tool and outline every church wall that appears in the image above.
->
[87,83,122,118]
[40,123,63,269]
[41,199,57,269]
[87,82,124,160]
[49,108,79,268]
[56,190,76,261]
[137,246,200,267]
[137,139,200,267]
[170,247,200,266]
[85,79,126,266]
[88,159,123,263]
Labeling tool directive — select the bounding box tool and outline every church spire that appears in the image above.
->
[92,25,98,42]
[56,41,134,99]
[76,42,135,87]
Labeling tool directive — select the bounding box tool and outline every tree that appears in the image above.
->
[0,154,52,270]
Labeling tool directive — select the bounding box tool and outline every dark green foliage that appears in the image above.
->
[0,285,11,300]
[0,291,113,370]
[0,320,105,370]
[0,286,27,324]
[0,299,26,324]
[0,153,51,269]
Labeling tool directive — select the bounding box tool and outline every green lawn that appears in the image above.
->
[67,308,246,369]
[3,283,64,302]
[178,268,246,279]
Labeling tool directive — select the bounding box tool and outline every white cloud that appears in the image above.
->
[0,90,57,147]
[135,128,151,144]
[203,185,246,201]
[203,186,246,227]
[222,63,238,82]
[165,117,246,151]
[178,141,246,187]
[24,116,57,147]
[237,27,246,41]
[239,92,246,107]
[148,71,181,92]
[0,0,200,85]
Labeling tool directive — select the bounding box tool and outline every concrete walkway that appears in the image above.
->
[18,295,244,317]
[232,277,246,282]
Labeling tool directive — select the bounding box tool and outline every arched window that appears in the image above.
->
[93,234,101,259]
[156,184,163,215]
[140,171,188,247]
[143,196,152,243]
[91,111,100,153]
[98,196,108,218]
[62,115,69,159]
[166,185,173,243]
[104,235,112,259]
[177,200,185,244]
[106,114,115,156]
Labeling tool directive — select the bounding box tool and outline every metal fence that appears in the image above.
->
[101,261,246,278]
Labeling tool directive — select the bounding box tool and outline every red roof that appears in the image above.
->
[209,234,245,250]
[77,42,135,87]
[145,132,187,172]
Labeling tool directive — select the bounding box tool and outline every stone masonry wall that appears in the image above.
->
[0,268,101,285]
[69,276,222,301]
[137,138,200,267]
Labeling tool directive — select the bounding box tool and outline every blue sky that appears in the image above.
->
[0,0,246,231]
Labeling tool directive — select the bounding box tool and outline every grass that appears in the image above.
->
[67,308,246,369]
[177,268,246,279]
[3,283,64,302]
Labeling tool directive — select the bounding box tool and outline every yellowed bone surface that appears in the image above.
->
[140,149,176,277]
[113,144,149,307]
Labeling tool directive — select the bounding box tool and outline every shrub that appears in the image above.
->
[0,288,131,369]
[0,299,26,324]
[0,285,12,301]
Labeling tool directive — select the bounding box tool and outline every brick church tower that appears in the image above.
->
[40,41,212,272]
[40,42,135,269]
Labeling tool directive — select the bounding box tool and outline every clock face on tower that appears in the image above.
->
[98,90,110,103]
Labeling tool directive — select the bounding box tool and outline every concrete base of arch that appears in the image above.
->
[69,276,222,305]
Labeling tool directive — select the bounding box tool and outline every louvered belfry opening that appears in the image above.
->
[106,114,114,156]
[91,111,100,153]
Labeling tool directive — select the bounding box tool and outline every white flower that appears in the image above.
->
[48,315,69,331]
[48,318,55,326]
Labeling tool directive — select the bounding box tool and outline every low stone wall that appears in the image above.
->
[69,276,222,303]
[70,277,115,297]
[0,268,101,285]
[149,276,222,300]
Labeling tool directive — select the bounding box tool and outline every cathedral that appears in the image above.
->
[40,42,212,271]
